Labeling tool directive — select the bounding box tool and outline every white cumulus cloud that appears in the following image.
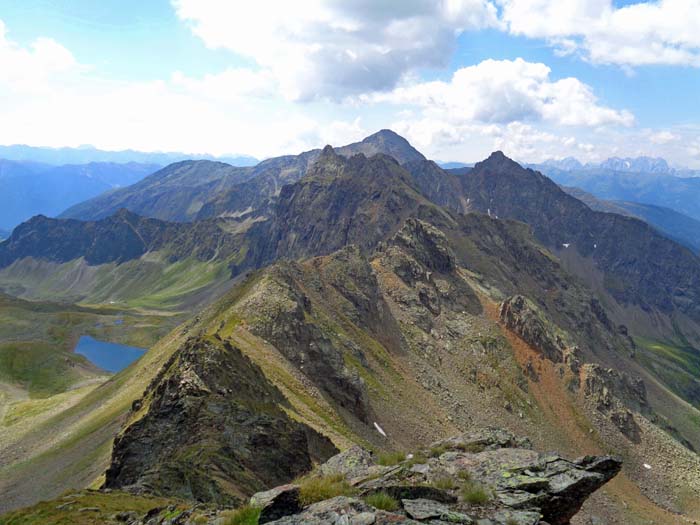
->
[0,19,79,93]
[172,0,500,100]
[500,0,700,67]
[371,58,634,127]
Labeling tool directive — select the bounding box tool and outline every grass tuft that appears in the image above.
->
[431,476,457,490]
[298,473,356,506]
[461,482,492,505]
[429,445,448,458]
[377,451,406,466]
[364,491,399,511]
[221,505,261,525]
[457,470,472,481]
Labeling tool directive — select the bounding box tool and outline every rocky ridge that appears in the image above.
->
[105,335,337,505]
[95,429,622,525]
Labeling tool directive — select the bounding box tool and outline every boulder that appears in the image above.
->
[250,484,301,523]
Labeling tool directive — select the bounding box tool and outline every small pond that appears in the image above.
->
[74,335,146,373]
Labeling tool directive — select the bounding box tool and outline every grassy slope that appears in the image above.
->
[0,254,232,312]
[0,490,190,525]
[0,292,175,398]
[0,324,193,513]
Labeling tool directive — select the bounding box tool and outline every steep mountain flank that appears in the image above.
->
[403,159,469,213]
[562,186,700,254]
[459,152,700,323]
[0,208,253,269]
[61,160,253,222]
[0,210,180,267]
[0,210,256,308]
[66,130,426,225]
[249,147,443,264]
[195,150,320,221]
[105,335,336,504]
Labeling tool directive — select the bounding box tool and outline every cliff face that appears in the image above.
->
[105,336,337,505]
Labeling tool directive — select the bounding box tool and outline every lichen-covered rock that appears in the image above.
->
[320,446,392,484]
[430,428,532,453]
[267,496,412,525]
[261,429,621,525]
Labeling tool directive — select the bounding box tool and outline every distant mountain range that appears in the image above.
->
[0,145,260,232]
[532,162,700,223]
[0,144,258,167]
[0,160,161,232]
[539,156,700,177]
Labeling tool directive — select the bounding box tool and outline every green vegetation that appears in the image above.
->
[454,442,486,454]
[0,341,89,398]
[406,452,428,466]
[429,445,448,458]
[376,451,405,466]
[635,335,700,408]
[457,470,472,481]
[220,505,261,525]
[432,476,457,490]
[298,473,356,506]
[0,490,185,525]
[363,492,399,511]
[461,481,492,505]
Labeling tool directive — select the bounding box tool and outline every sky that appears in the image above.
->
[0,0,699,166]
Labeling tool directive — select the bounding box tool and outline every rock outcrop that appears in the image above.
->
[251,428,622,525]
[500,295,569,363]
[104,335,337,505]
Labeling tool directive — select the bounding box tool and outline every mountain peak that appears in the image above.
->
[365,129,405,141]
[320,144,336,157]
[474,150,524,173]
[336,129,425,165]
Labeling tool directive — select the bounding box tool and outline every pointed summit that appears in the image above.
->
[320,144,336,157]
[473,151,525,174]
[337,129,426,165]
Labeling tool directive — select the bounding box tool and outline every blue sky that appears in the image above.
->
[0,0,698,166]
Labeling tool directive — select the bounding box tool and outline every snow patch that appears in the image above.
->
[373,422,387,437]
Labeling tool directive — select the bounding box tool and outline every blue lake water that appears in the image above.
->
[74,335,146,373]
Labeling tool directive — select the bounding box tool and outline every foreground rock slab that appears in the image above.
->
[264,428,621,525]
